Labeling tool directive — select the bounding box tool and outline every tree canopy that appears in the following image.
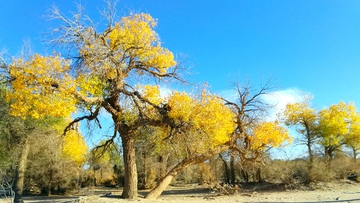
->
[2,2,360,201]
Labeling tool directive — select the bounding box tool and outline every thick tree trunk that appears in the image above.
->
[219,154,230,184]
[146,158,194,200]
[240,169,249,182]
[121,135,138,199]
[13,138,30,203]
[146,144,230,199]
[256,168,262,182]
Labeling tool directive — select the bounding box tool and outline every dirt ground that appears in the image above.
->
[19,180,360,203]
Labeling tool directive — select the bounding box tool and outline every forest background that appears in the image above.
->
[1,0,360,202]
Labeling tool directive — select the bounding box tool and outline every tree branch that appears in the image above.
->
[63,105,101,135]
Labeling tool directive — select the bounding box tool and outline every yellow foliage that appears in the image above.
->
[192,91,235,145]
[142,85,162,105]
[166,90,236,154]
[346,113,360,150]
[283,99,317,126]
[62,130,88,165]
[79,13,176,80]
[77,74,106,97]
[250,121,292,151]
[167,92,195,122]
[6,13,176,122]
[319,101,356,147]
[106,13,176,72]
[6,54,76,119]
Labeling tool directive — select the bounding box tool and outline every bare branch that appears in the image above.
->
[63,105,101,135]
[94,124,118,154]
[100,0,119,27]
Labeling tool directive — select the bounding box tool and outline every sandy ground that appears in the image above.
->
[7,180,360,203]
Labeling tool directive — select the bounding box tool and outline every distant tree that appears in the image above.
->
[26,127,86,196]
[62,130,88,166]
[89,141,123,186]
[318,101,356,168]
[249,121,292,153]
[221,80,272,183]
[135,127,165,189]
[145,90,235,199]
[0,78,34,202]
[0,85,17,174]
[242,121,291,183]
[283,96,318,170]
[5,115,41,203]
[344,113,360,161]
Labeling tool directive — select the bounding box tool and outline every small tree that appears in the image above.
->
[344,113,360,161]
[283,96,318,170]
[318,101,356,168]
[221,80,273,183]
[145,90,236,199]
[26,128,86,196]
[89,141,123,186]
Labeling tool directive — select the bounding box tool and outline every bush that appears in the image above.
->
[197,163,213,185]
[309,158,335,182]
[263,159,309,184]
[145,168,157,189]
[261,154,360,186]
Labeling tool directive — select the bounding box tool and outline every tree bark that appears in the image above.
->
[47,168,53,196]
[305,122,313,170]
[219,154,230,184]
[240,169,249,182]
[256,168,262,182]
[352,147,357,162]
[230,153,235,184]
[325,146,334,170]
[146,145,230,199]
[13,138,30,203]
[143,152,147,188]
[146,158,194,199]
[121,135,138,199]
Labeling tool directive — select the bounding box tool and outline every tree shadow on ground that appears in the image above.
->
[138,186,210,197]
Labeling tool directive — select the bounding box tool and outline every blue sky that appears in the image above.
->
[2,1,360,108]
[2,1,360,156]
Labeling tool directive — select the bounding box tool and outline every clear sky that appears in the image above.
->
[2,0,360,108]
[1,1,360,156]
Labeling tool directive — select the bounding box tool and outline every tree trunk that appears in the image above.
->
[325,146,333,170]
[121,135,138,199]
[146,158,194,199]
[230,153,235,184]
[143,152,147,188]
[158,155,164,180]
[47,168,53,196]
[92,158,97,187]
[352,147,357,162]
[240,169,249,182]
[219,154,230,184]
[256,168,262,182]
[305,124,313,170]
[146,145,230,199]
[13,138,30,203]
